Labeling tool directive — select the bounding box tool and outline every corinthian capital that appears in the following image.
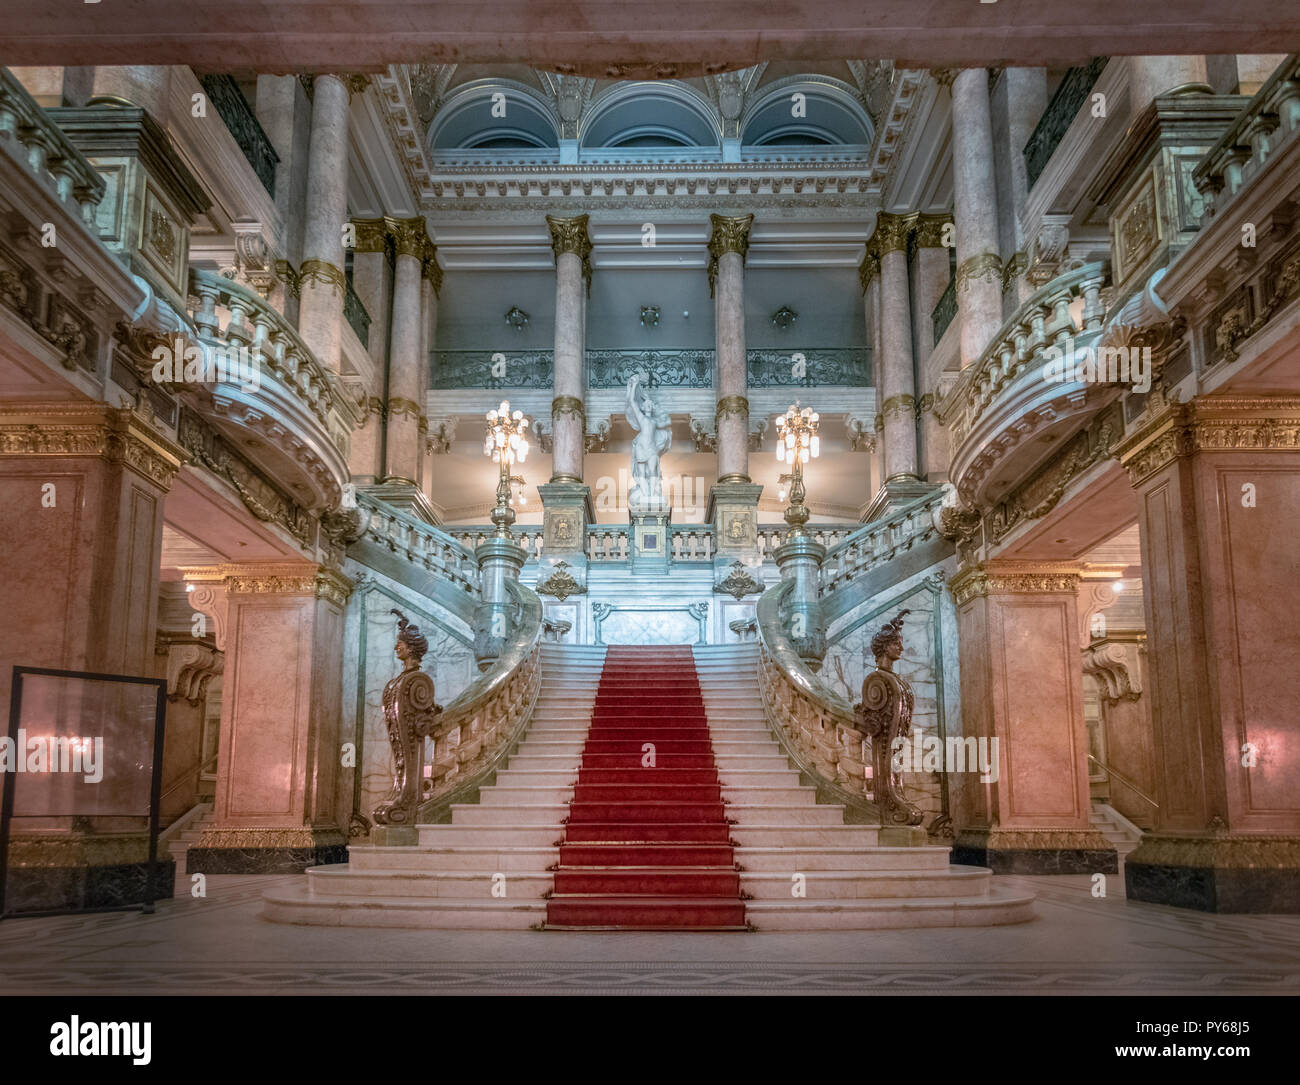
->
[707,212,754,262]
[545,213,592,260]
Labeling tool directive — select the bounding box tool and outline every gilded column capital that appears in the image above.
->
[219,562,355,607]
[949,561,1083,607]
[873,212,914,255]
[858,249,880,293]
[350,217,390,254]
[914,213,954,249]
[546,213,593,291]
[342,73,370,99]
[390,216,433,260]
[707,212,754,296]
[930,67,957,88]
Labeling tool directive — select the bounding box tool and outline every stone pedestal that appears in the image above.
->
[949,562,1117,874]
[1115,397,1300,911]
[537,480,593,598]
[184,563,353,873]
[707,480,764,598]
[629,500,672,576]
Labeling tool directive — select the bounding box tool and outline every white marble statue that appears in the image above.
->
[626,374,672,509]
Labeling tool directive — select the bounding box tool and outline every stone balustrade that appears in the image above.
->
[0,67,105,226]
[941,261,1109,506]
[587,526,630,562]
[1194,54,1300,217]
[356,492,481,595]
[820,490,946,594]
[417,579,543,817]
[188,267,356,508]
[670,525,715,561]
[446,525,544,561]
[756,579,877,818]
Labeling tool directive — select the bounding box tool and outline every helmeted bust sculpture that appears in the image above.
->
[856,610,923,826]
[373,609,443,826]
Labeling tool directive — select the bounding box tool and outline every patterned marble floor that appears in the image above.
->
[0,871,1297,995]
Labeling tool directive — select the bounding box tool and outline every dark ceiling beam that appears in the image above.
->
[2,1,1299,74]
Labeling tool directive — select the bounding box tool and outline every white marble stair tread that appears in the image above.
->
[743,889,1036,929]
[741,866,992,899]
[735,845,951,871]
[262,888,545,929]
[304,866,552,898]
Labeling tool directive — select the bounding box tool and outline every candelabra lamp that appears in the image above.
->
[483,400,530,537]
[773,402,826,670]
[475,400,530,670]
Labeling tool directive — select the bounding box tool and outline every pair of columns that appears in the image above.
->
[349,215,441,520]
[537,212,763,597]
[859,212,952,510]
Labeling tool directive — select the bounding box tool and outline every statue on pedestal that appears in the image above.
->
[373,609,443,826]
[626,374,672,510]
[856,609,923,827]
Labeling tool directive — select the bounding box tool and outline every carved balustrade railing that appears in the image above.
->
[1024,57,1108,189]
[756,580,878,819]
[446,524,544,562]
[189,268,353,434]
[589,348,714,388]
[1194,55,1300,218]
[587,525,630,562]
[415,579,543,819]
[0,67,106,226]
[820,490,946,594]
[931,273,958,344]
[942,261,1108,451]
[343,275,371,349]
[758,523,855,562]
[746,348,872,387]
[356,492,481,594]
[670,524,715,561]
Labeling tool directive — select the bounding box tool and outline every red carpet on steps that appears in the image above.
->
[545,645,748,930]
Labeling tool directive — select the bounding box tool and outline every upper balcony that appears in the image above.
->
[185,268,356,510]
[941,262,1111,509]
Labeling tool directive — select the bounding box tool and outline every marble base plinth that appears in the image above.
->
[953,829,1118,874]
[186,828,349,873]
[1125,834,1300,912]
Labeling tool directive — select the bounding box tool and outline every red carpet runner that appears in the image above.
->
[545,645,747,929]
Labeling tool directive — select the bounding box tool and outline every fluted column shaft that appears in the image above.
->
[297,74,353,374]
[710,213,754,483]
[547,214,591,483]
[949,68,1004,369]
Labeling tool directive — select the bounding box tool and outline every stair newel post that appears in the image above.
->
[773,402,826,669]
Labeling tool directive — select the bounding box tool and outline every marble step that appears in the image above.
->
[729,824,883,847]
[720,786,816,805]
[725,803,847,826]
[741,867,991,900]
[450,802,569,826]
[416,825,562,847]
[304,866,552,898]
[262,887,545,929]
[735,845,951,872]
[347,844,557,873]
[744,890,1036,930]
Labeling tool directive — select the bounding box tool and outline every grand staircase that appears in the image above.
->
[264,641,1034,930]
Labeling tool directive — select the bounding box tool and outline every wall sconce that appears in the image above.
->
[772,305,798,329]
[504,306,529,331]
[640,305,660,328]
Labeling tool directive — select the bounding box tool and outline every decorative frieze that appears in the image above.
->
[949,562,1082,607]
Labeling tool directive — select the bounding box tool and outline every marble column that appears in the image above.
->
[538,214,594,598]
[859,252,885,497]
[912,215,954,480]
[0,403,185,908]
[255,74,312,322]
[419,265,440,504]
[949,561,1117,873]
[876,213,919,484]
[345,217,392,486]
[707,213,764,602]
[383,219,428,489]
[297,74,363,375]
[946,69,1004,370]
[185,562,353,874]
[1127,56,1211,119]
[1115,396,1300,912]
[992,68,1047,309]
